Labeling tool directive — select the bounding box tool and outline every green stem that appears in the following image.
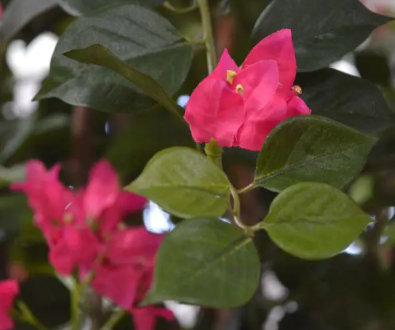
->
[16,302,48,330]
[230,185,253,236]
[197,0,217,73]
[100,310,126,330]
[71,278,82,330]
[163,1,198,13]
[238,183,255,195]
[71,272,95,330]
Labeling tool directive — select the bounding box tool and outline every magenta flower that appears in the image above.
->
[12,160,147,276]
[92,227,172,330]
[0,280,19,330]
[185,29,311,151]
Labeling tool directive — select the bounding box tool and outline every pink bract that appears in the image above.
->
[184,29,311,151]
[0,280,19,330]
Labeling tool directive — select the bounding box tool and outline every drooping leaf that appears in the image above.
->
[58,0,164,16]
[253,0,392,71]
[254,116,376,192]
[35,4,193,113]
[297,69,395,135]
[143,218,260,307]
[106,109,194,181]
[259,182,371,259]
[127,147,230,219]
[64,45,183,118]
[0,0,57,43]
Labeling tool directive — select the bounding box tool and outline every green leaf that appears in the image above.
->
[254,116,376,192]
[58,0,164,16]
[127,147,230,219]
[297,69,395,135]
[384,222,395,246]
[64,45,182,118]
[35,4,193,113]
[253,0,392,72]
[0,0,57,43]
[106,109,194,181]
[143,218,260,307]
[260,182,371,259]
[0,164,25,187]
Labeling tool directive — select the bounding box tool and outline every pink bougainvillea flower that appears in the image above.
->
[0,280,19,330]
[12,160,147,276]
[185,29,311,151]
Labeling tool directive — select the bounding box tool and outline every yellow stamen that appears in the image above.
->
[64,213,73,224]
[236,84,244,95]
[292,85,302,95]
[226,70,237,84]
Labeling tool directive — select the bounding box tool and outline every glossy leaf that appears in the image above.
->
[35,4,193,113]
[260,182,371,259]
[0,0,57,42]
[297,69,395,135]
[64,45,182,118]
[253,0,392,71]
[58,0,164,16]
[127,147,230,218]
[255,116,376,192]
[143,218,260,307]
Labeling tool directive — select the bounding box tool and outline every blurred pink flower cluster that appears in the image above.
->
[11,160,173,330]
[0,280,18,330]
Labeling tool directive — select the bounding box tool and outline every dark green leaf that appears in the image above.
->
[35,4,193,113]
[143,218,260,307]
[127,147,230,218]
[253,0,392,71]
[260,182,371,259]
[58,0,164,16]
[0,0,57,43]
[255,116,376,192]
[106,109,194,181]
[64,45,183,118]
[297,69,395,135]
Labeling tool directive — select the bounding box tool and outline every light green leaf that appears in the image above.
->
[260,182,372,259]
[255,116,376,192]
[253,0,392,71]
[127,147,230,219]
[35,4,192,113]
[143,218,260,307]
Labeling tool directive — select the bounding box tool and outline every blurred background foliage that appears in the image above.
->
[1,0,395,329]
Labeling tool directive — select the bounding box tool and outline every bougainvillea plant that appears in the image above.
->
[1,0,395,329]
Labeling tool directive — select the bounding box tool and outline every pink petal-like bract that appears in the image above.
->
[106,227,163,265]
[286,95,312,117]
[131,308,174,330]
[236,95,288,151]
[185,78,244,146]
[0,280,19,330]
[83,160,119,219]
[243,29,297,94]
[93,265,141,309]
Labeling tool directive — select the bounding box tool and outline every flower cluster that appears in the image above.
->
[185,29,311,151]
[12,160,173,330]
[0,280,18,330]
